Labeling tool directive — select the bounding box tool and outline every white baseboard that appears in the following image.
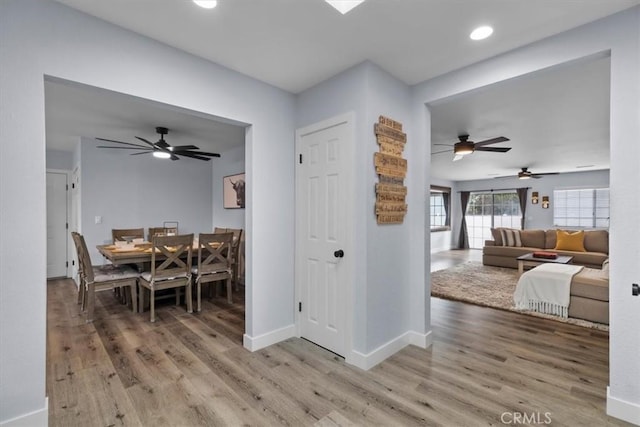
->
[0,397,48,427]
[607,386,640,425]
[346,330,433,371]
[243,324,296,352]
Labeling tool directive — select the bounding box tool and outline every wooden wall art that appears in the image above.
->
[374,115,407,224]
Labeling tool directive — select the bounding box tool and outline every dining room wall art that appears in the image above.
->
[374,115,407,224]
[223,172,246,209]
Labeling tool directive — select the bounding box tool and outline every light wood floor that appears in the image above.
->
[430,248,482,272]
[47,267,628,426]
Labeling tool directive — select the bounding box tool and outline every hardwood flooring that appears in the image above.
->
[47,272,628,426]
[430,249,482,272]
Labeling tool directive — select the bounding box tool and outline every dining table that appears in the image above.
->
[96,239,218,266]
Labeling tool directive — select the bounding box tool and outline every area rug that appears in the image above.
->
[431,261,609,331]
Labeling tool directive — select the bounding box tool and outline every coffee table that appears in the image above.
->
[516,252,574,277]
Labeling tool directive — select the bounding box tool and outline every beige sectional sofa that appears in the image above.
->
[483,228,609,324]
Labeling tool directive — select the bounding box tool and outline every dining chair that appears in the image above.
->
[147,227,167,241]
[112,228,144,243]
[193,232,234,311]
[226,228,244,291]
[138,234,194,322]
[70,231,86,307]
[72,232,139,322]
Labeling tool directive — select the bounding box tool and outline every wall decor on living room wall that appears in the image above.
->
[223,172,245,209]
[374,115,407,224]
[542,195,550,209]
[532,191,539,204]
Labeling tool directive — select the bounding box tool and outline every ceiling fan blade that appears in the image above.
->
[474,136,509,147]
[134,136,158,149]
[475,146,512,153]
[431,149,453,155]
[175,151,211,161]
[183,151,221,158]
[130,151,153,156]
[453,154,464,161]
[96,145,152,150]
[170,145,199,151]
[533,172,559,176]
[95,138,147,148]
[530,175,543,179]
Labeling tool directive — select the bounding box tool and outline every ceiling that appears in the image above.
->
[54,0,638,94]
[47,1,633,172]
[430,55,611,181]
[45,79,247,155]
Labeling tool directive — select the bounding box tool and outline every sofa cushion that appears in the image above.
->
[490,228,503,246]
[500,229,522,247]
[544,229,557,249]
[483,245,536,258]
[553,250,608,268]
[571,267,609,301]
[520,230,545,248]
[584,230,609,254]
[554,230,586,252]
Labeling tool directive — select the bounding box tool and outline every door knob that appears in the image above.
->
[334,249,344,258]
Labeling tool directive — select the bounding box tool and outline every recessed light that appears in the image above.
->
[325,0,366,15]
[576,164,595,168]
[193,0,218,9]
[470,26,493,41]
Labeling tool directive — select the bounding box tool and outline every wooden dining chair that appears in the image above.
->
[147,227,167,241]
[71,231,86,307]
[193,232,234,311]
[138,234,194,322]
[112,228,144,243]
[73,232,139,322]
[226,228,244,291]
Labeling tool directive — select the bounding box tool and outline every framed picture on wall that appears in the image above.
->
[223,173,245,209]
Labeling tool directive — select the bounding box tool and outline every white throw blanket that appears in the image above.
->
[514,263,584,318]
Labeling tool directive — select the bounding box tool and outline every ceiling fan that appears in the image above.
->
[432,134,511,161]
[514,167,559,179]
[95,126,221,161]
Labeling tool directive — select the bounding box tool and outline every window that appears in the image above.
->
[430,185,450,231]
[466,191,521,249]
[553,188,609,228]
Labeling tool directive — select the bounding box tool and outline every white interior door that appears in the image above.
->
[47,171,69,278]
[296,115,352,357]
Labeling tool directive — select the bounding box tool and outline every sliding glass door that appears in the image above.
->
[466,191,522,249]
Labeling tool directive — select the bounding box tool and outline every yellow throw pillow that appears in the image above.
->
[554,230,586,252]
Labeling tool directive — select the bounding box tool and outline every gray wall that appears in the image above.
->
[79,138,215,262]
[212,144,246,230]
[452,170,610,241]
[46,148,73,170]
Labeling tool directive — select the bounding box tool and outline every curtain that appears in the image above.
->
[516,187,529,230]
[458,191,470,249]
[442,191,450,227]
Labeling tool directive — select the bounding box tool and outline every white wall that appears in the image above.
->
[414,7,640,423]
[79,138,215,260]
[453,170,609,236]
[296,61,428,361]
[0,0,295,423]
[212,144,246,230]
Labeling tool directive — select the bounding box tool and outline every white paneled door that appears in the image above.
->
[296,115,353,357]
[47,171,68,278]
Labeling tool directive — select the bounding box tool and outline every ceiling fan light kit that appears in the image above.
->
[95,126,221,161]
